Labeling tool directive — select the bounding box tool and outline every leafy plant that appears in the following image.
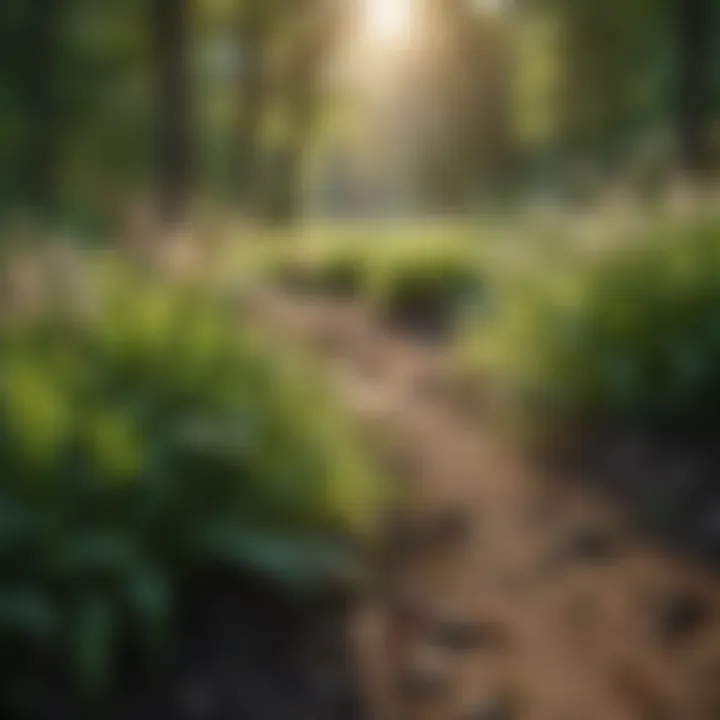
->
[367,240,485,333]
[266,238,367,297]
[0,255,384,710]
[459,213,720,432]
[263,227,486,336]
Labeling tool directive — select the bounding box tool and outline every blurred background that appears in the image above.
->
[1,0,718,232]
[2,2,720,719]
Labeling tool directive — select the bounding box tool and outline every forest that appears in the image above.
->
[1,0,718,227]
[0,1,720,719]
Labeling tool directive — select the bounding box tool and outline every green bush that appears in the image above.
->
[367,241,485,330]
[266,239,367,297]
[263,228,486,335]
[459,214,720,431]
[0,258,383,706]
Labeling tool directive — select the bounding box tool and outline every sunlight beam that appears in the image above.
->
[361,0,414,45]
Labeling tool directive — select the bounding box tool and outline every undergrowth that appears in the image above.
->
[0,254,384,712]
[458,213,720,434]
[264,227,486,331]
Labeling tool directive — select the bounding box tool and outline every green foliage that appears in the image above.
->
[459,213,720,431]
[264,227,486,331]
[0,256,383,708]
[367,241,485,329]
[537,0,673,166]
[267,237,367,297]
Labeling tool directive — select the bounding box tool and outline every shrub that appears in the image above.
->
[0,257,383,708]
[263,227,486,324]
[367,241,485,334]
[458,214,720,432]
[266,238,367,297]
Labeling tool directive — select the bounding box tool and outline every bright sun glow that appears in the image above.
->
[362,0,414,44]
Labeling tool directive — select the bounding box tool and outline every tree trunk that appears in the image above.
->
[233,3,268,212]
[20,0,66,219]
[263,0,334,223]
[269,61,319,223]
[152,0,195,225]
[677,0,715,178]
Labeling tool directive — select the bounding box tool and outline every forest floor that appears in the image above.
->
[248,287,720,720]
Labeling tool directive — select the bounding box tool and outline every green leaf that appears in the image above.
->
[0,498,37,552]
[197,524,358,589]
[54,533,138,582]
[0,588,56,642]
[125,564,172,668]
[70,593,119,700]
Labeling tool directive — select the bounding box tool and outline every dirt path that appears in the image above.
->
[247,289,720,720]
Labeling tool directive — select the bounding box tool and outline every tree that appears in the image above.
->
[232,0,339,222]
[531,0,718,183]
[269,0,338,221]
[232,0,270,211]
[676,0,717,177]
[5,0,68,219]
[151,0,195,224]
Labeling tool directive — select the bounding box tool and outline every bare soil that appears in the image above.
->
[248,288,720,720]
